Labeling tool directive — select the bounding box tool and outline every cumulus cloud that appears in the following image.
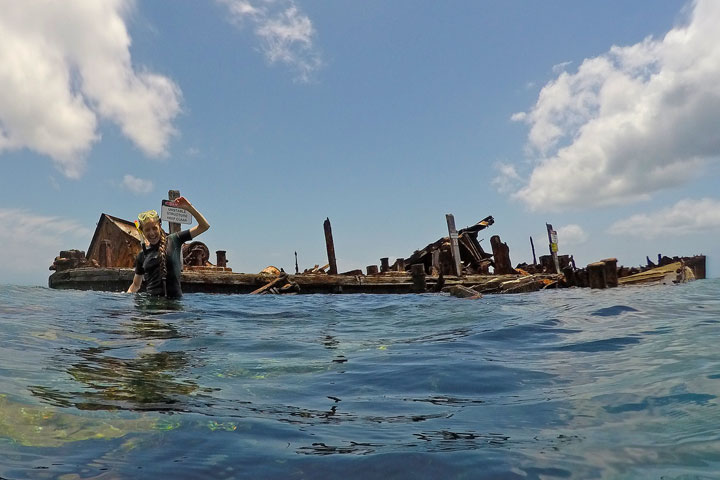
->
[609,197,720,239]
[0,0,182,178]
[219,0,322,82]
[122,174,154,194]
[510,0,720,211]
[557,224,589,247]
[0,208,92,284]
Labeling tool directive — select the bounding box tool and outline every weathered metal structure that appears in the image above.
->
[48,199,707,296]
[87,214,142,268]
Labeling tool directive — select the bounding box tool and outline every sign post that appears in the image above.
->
[166,190,182,234]
[546,223,560,274]
[163,189,191,271]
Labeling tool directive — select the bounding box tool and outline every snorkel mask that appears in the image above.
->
[135,210,161,242]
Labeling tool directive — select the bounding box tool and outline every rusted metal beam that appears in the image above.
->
[168,190,181,235]
[323,218,338,275]
[446,214,462,276]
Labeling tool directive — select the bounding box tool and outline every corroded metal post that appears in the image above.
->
[601,258,618,287]
[546,223,560,274]
[323,217,338,275]
[446,214,462,276]
[588,262,607,289]
[168,190,181,234]
[530,236,537,265]
[411,264,426,293]
[490,235,514,274]
[216,251,227,268]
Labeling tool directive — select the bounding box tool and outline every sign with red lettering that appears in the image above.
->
[161,200,192,224]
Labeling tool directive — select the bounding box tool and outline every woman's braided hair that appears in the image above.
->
[158,228,168,282]
[137,210,169,294]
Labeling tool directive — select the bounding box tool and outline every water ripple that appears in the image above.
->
[2,280,720,478]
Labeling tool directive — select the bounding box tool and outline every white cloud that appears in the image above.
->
[610,197,720,239]
[491,162,522,194]
[551,61,573,74]
[0,0,182,178]
[122,174,154,194]
[0,208,92,284]
[557,224,588,247]
[510,0,720,211]
[219,0,322,82]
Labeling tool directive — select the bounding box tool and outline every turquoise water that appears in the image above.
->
[1,281,720,479]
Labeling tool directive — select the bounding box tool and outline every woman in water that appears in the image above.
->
[127,196,210,297]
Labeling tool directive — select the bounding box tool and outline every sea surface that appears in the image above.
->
[1,281,720,479]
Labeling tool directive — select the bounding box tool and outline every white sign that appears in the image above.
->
[550,230,558,245]
[161,200,192,224]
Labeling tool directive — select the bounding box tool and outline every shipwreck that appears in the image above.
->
[48,192,706,296]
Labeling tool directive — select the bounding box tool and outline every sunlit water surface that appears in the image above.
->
[1,281,720,479]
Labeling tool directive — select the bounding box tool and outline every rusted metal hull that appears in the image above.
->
[48,268,562,295]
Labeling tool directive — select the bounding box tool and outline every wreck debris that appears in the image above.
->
[446,214,463,276]
[250,272,289,294]
[324,218,338,275]
[404,215,495,276]
[444,285,482,299]
[217,251,228,268]
[86,214,142,268]
[601,258,619,287]
[490,235,514,275]
[182,241,210,266]
[530,236,537,265]
[618,261,694,286]
[49,250,95,271]
[587,262,608,289]
[48,204,707,296]
[411,264,426,293]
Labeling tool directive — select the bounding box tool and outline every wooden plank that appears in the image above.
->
[250,273,289,294]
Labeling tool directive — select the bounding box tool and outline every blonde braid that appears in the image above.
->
[159,229,168,282]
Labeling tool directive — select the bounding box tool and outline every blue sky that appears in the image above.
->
[2,0,719,286]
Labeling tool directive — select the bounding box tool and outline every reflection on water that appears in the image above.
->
[1,283,720,479]
[29,296,203,413]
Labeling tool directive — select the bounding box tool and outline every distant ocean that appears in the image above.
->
[1,281,720,479]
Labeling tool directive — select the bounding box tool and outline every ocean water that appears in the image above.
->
[1,281,720,479]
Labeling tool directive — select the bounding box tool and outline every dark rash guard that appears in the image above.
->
[134,230,192,297]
